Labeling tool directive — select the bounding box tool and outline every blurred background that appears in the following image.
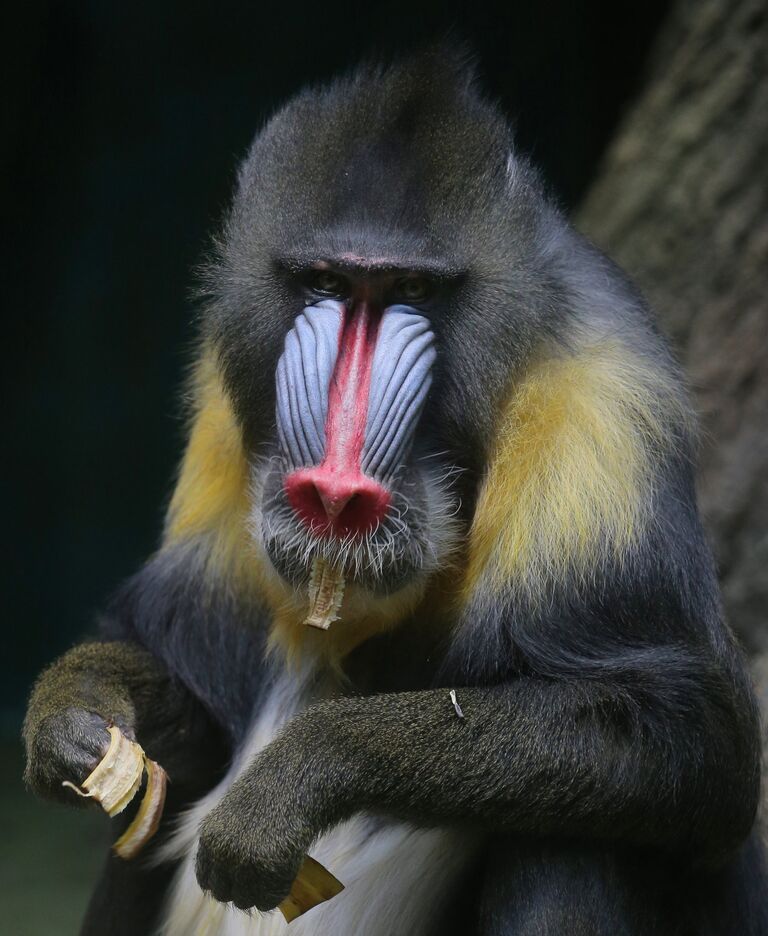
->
[3,0,765,932]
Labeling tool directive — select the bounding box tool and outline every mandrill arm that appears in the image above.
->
[24,641,227,805]
[195,643,760,912]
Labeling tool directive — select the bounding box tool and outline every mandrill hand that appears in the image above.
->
[195,792,307,911]
[24,706,121,806]
[195,731,338,913]
[196,701,356,911]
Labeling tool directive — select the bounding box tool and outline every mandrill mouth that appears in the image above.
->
[260,294,450,591]
[259,462,451,594]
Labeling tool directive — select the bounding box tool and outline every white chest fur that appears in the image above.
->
[159,673,481,936]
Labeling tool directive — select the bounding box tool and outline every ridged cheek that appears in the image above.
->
[275,300,344,469]
[275,301,435,482]
[362,307,436,481]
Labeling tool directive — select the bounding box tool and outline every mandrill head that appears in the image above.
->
[198,46,568,609]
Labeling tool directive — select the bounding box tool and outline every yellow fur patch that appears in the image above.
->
[461,340,687,603]
[164,352,257,583]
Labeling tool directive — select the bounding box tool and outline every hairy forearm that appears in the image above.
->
[24,641,168,739]
[252,676,757,862]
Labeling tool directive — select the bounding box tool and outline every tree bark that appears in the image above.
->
[576,0,768,656]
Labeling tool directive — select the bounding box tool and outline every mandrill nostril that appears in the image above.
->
[284,469,390,537]
[314,483,354,522]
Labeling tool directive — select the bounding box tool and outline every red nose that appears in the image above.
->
[284,467,390,537]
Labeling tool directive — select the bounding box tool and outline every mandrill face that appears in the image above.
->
[205,55,552,603]
[257,262,459,595]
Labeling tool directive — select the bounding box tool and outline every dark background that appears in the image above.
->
[4,0,671,731]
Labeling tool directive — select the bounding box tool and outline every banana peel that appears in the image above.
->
[280,856,344,922]
[63,725,343,921]
[62,725,167,858]
[113,755,167,859]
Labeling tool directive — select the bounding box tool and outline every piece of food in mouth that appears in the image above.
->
[62,725,167,857]
[304,558,345,630]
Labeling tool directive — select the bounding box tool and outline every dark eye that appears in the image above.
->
[308,269,348,297]
[396,276,433,304]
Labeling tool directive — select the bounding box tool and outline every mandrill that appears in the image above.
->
[23,47,767,936]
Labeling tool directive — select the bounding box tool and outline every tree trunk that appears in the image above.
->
[576,0,768,659]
